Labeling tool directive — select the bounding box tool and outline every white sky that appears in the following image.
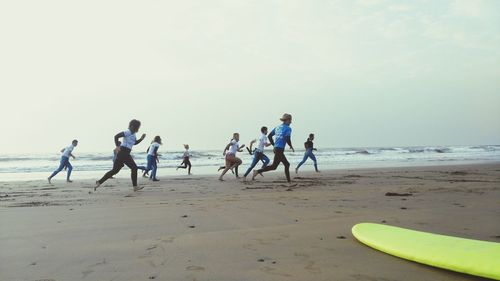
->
[1,0,499,153]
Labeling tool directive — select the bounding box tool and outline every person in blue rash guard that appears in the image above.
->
[295,133,320,174]
[252,113,295,185]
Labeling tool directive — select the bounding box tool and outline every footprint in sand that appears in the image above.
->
[158,236,175,244]
[351,274,397,281]
[260,266,292,277]
[242,243,257,251]
[186,266,205,271]
[305,260,322,274]
[81,269,93,278]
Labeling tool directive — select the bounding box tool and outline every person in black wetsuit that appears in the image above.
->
[94,119,146,192]
[295,133,319,174]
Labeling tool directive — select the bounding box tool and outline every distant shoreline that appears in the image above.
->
[1,161,499,182]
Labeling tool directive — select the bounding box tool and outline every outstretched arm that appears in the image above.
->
[70,153,76,159]
[237,144,246,152]
[268,130,276,146]
[249,139,256,151]
[114,132,125,147]
[135,134,146,145]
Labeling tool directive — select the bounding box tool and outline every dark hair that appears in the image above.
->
[129,119,141,130]
[153,135,162,145]
[72,139,78,143]
[261,126,268,133]
[309,133,314,139]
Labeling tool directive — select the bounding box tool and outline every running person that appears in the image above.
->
[219,133,245,181]
[176,144,192,175]
[296,133,319,173]
[252,114,295,184]
[48,139,78,184]
[94,119,146,191]
[143,136,162,181]
[243,126,271,180]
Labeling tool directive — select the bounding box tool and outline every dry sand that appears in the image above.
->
[1,163,499,281]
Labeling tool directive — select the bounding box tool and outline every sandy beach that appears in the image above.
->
[1,163,499,281]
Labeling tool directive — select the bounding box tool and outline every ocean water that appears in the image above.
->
[0,145,499,181]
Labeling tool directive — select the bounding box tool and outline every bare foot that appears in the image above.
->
[218,177,224,181]
[251,170,259,181]
[66,180,73,183]
[94,181,101,191]
[295,168,298,174]
[47,177,52,184]
[133,186,145,192]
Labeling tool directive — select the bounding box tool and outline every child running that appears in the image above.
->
[252,113,295,185]
[142,136,162,181]
[48,139,78,184]
[219,133,245,181]
[243,126,271,180]
[296,133,319,173]
[176,144,192,175]
[94,119,146,191]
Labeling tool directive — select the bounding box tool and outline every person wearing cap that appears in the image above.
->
[252,113,295,184]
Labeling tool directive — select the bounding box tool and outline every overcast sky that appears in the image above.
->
[1,0,499,153]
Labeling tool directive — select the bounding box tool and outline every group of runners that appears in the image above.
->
[47,113,319,191]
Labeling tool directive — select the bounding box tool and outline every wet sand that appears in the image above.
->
[1,163,499,281]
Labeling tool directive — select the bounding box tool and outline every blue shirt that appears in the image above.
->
[271,123,292,149]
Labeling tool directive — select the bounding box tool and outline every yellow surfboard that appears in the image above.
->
[352,223,500,280]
